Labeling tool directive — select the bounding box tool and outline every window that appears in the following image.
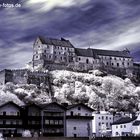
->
[116,126,118,129]
[102,116,104,120]
[120,125,122,128]
[128,63,129,66]
[112,63,114,66]
[114,57,116,60]
[78,107,81,110]
[17,112,20,116]
[3,112,6,116]
[110,57,112,60]
[106,116,108,120]
[79,58,81,61]
[122,62,124,65]
[116,132,119,135]
[36,56,38,59]
[124,125,126,128]
[73,127,76,130]
[78,113,81,116]
[70,111,73,116]
[106,123,108,127]
[117,63,119,67]
[86,59,89,64]
[99,122,101,126]
[107,62,109,65]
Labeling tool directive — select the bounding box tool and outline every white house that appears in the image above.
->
[132,114,140,136]
[112,116,136,137]
[66,103,93,138]
[92,111,113,137]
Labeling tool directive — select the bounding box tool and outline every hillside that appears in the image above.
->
[0,69,140,112]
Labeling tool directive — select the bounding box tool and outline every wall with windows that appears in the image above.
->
[92,112,113,137]
[112,122,132,136]
[66,119,92,137]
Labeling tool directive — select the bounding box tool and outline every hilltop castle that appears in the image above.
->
[0,36,140,86]
[31,36,139,77]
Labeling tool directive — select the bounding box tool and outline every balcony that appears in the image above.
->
[43,116,64,120]
[44,124,63,128]
[0,115,22,119]
[66,115,93,119]
[0,124,23,128]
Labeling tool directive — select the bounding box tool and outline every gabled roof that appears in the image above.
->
[41,102,66,110]
[38,36,74,48]
[66,103,94,111]
[133,120,140,126]
[0,101,23,109]
[112,117,136,125]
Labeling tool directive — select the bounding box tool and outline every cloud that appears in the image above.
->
[26,0,90,12]
[0,0,140,69]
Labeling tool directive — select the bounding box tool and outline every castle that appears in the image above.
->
[0,36,140,86]
[31,36,140,78]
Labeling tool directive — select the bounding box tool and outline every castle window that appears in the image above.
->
[128,63,129,66]
[117,63,119,67]
[86,59,89,64]
[114,57,116,60]
[122,62,124,65]
[107,62,109,65]
[110,57,112,60]
[112,63,114,66]
[44,50,46,53]
[36,56,38,59]
[73,127,76,130]
[79,58,81,61]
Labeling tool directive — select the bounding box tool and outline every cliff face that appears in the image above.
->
[0,69,140,112]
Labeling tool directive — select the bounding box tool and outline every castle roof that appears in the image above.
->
[38,36,74,48]
[92,49,131,58]
[75,48,98,58]
[75,48,131,58]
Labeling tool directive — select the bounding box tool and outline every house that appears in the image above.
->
[41,102,66,136]
[112,116,136,137]
[24,104,41,135]
[65,103,93,138]
[92,111,113,137]
[0,102,24,137]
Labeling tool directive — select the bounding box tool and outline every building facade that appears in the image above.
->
[32,36,134,76]
[0,102,24,137]
[92,111,113,137]
[66,103,93,137]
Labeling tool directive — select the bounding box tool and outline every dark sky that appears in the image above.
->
[0,0,140,70]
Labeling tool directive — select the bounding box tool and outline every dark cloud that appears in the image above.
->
[0,0,140,70]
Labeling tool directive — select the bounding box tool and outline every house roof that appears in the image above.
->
[112,117,136,125]
[38,36,74,48]
[75,48,131,58]
[66,103,94,111]
[0,101,23,109]
[133,120,140,126]
[41,102,66,110]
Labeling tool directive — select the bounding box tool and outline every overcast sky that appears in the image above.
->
[0,0,140,70]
